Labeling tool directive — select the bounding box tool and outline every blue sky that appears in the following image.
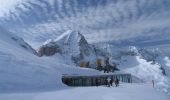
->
[0,0,170,47]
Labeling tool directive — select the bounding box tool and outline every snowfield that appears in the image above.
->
[0,84,169,100]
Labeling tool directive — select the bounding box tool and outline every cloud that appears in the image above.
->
[0,0,24,17]
[0,0,170,46]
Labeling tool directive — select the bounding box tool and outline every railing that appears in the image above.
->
[62,74,132,86]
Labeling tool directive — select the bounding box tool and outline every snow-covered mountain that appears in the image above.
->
[38,30,96,66]
[95,43,162,62]
[35,30,170,94]
[93,43,170,93]
[120,55,170,93]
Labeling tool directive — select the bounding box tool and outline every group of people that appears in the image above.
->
[106,77,119,87]
[95,77,120,87]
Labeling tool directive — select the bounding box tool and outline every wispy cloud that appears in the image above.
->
[0,0,170,46]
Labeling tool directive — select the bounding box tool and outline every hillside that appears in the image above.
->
[0,28,102,92]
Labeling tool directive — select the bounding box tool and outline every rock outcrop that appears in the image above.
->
[37,40,60,56]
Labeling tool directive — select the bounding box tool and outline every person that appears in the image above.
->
[104,66,107,73]
[105,79,108,86]
[97,65,103,71]
[107,77,111,87]
[115,78,119,87]
[110,78,113,86]
[95,78,99,87]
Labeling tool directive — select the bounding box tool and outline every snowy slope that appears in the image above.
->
[0,83,169,100]
[0,28,102,92]
[0,26,37,55]
[119,56,170,94]
[93,43,170,93]
[0,27,61,91]
[156,57,170,78]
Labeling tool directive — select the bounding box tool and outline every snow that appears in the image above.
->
[42,30,97,63]
[119,56,170,94]
[54,30,82,56]
[54,30,80,43]
[0,83,169,100]
[0,0,170,99]
[0,25,170,100]
[0,28,103,93]
[1,26,170,95]
[164,57,170,67]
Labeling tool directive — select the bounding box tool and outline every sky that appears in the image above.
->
[0,0,23,16]
[0,0,170,47]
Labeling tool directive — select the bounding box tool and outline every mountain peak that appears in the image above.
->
[37,30,96,66]
[54,30,83,44]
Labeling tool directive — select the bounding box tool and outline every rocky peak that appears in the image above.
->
[37,30,96,63]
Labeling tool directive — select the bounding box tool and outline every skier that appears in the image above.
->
[115,78,119,87]
[107,77,111,87]
[95,78,99,87]
[110,78,113,86]
[104,66,107,73]
[105,79,108,86]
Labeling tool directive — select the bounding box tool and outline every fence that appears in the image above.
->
[62,73,132,86]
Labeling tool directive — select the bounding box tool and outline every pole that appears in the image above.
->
[152,80,154,88]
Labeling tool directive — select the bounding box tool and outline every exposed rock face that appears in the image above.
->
[138,49,159,62]
[37,40,60,56]
[37,30,97,67]
[54,30,96,66]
